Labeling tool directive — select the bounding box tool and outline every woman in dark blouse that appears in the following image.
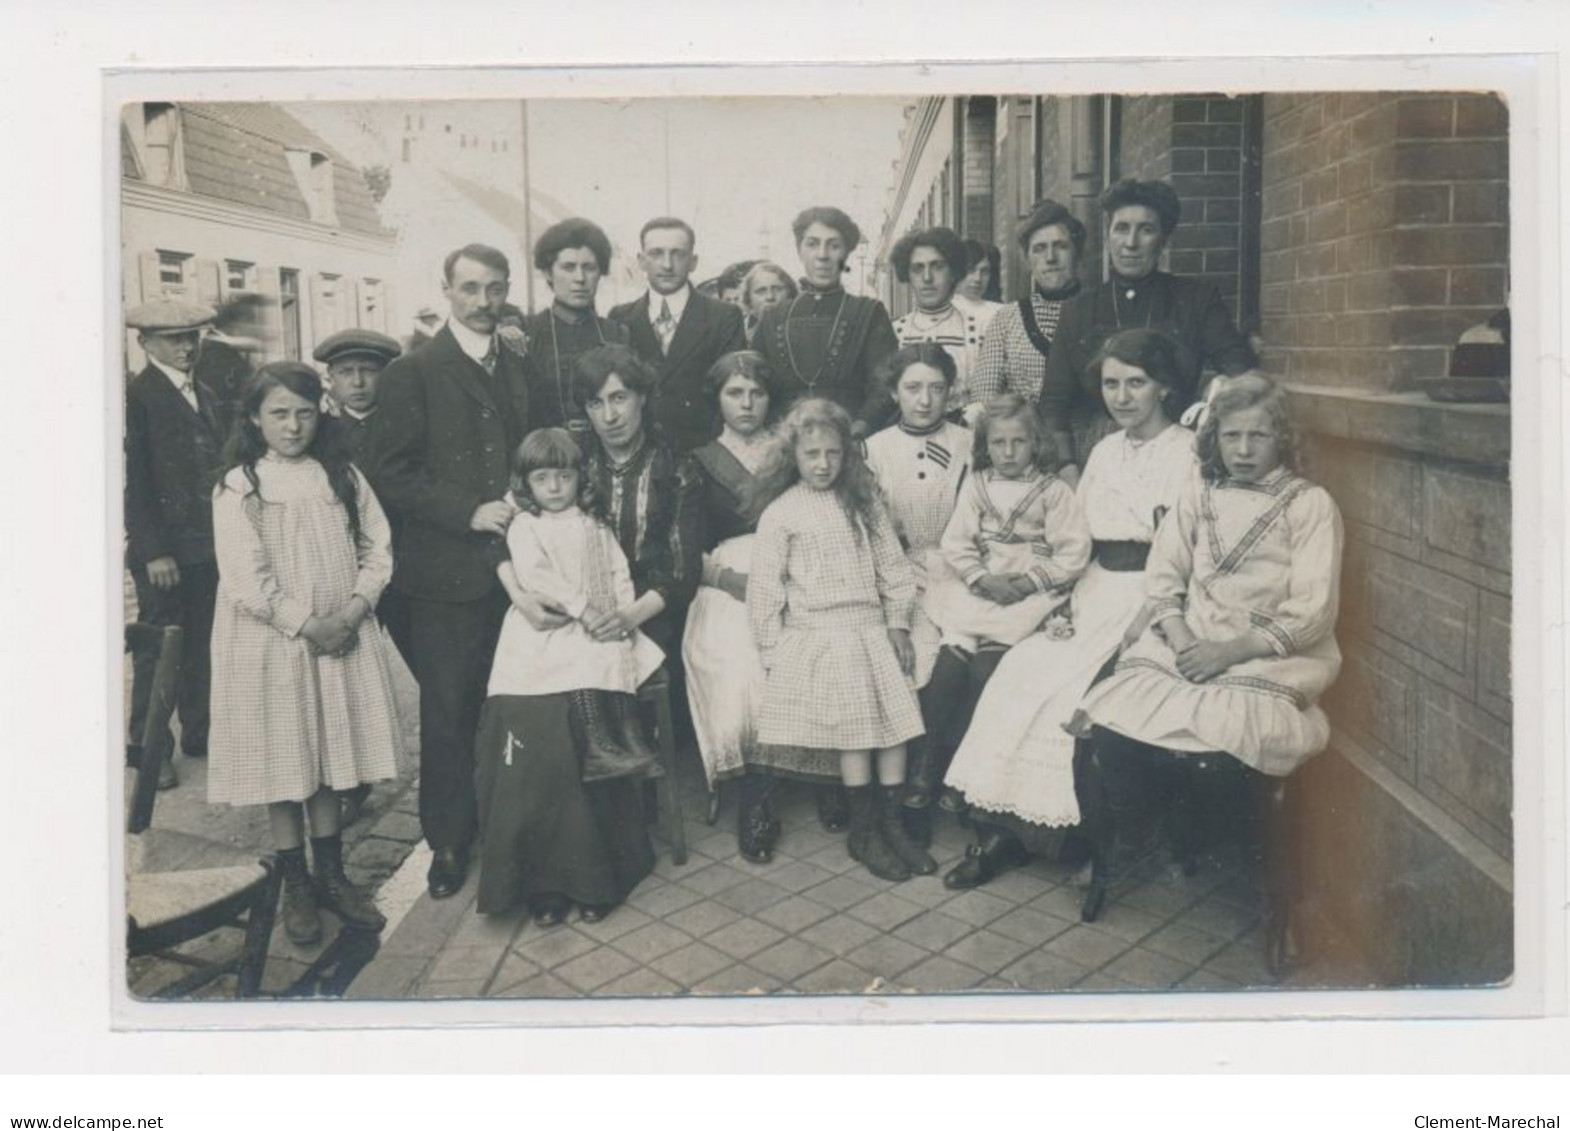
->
[472,344,701,927]
[1043,179,1257,479]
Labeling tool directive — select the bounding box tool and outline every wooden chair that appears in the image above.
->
[124,623,281,999]
[636,667,687,866]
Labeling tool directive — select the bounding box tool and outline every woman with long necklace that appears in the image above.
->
[753,206,900,440]
[1042,180,1257,482]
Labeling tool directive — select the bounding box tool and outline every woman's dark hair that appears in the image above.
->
[1194,372,1300,483]
[755,398,883,543]
[570,343,658,408]
[702,350,784,423]
[223,361,362,547]
[509,427,606,522]
[533,217,612,274]
[961,239,1004,301]
[1087,328,1197,420]
[971,393,1056,475]
[889,227,967,284]
[1099,178,1182,235]
[1015,200,1088,261]
[873,342,958,397]
[791,206,861,253]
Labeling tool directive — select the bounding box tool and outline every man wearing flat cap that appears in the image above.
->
[123,297,230,785]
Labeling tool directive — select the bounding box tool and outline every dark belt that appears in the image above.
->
[1093,540,1150,572]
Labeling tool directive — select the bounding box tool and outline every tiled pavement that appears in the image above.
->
[348,761,1314,1001]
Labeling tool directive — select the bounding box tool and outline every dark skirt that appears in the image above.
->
[473,693,655,915]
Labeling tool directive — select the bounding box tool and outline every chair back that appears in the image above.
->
[125,623,182,835]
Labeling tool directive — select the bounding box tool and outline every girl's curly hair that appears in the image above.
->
[755,398,883,541]
[971,393,1056,475]
[1194,372,1301,483]
[509,427,607,523]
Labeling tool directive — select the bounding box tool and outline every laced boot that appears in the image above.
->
[277,845,322,946]
[877,785,937,875]
[310,834,387,933]
[572,690,654,783]
[845,785,910,883]
[736,774,780,864]
[815,783,850,833]
[943,825,1031,890]
[611,693,664,779]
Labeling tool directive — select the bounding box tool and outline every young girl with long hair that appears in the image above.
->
[745,399,935,881]
[207,362,403,945]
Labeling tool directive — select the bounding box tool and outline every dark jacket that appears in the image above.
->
[124,363,232,568]
[609,290,747,453]
[367,326,533,603]
[752,287,899,429]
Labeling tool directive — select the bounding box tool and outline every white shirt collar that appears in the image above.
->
[647,283,692,327]
[148,355,193,391]
[446,316,496,363]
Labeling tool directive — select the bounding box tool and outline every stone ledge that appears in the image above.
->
[1285,384,1510,468]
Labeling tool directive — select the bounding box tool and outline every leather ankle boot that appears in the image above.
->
[277,846,322,946]
[877,786,937,875]
[572,690,656,783]
[846,785,910,882]
[943,827,1031,890]
[612,693,664,779]
[311,835,386,932]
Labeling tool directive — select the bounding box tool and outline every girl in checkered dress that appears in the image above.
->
[745,398,935,881]
[208,362,400,945]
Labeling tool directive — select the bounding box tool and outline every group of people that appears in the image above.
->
[124,177,1345,952]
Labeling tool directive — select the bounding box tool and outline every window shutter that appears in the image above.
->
[194,258,221,305]
[138,251,163,302]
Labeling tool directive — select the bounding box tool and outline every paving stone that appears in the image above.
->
[447,908,527,949]
[999,949,1091,991]
[937,889,1016,928]
[1200,937,1274,986]
[712,877,792,916]
[896,955,987,992]
[648,940,733,987]
[1178,967,1245,992]
[1084,901,1166,944]
[610,921,695,964]
[1101,946,1196,990]
[554,945,642,993]
[348,835,416,874]
[1175,897,1260,942]
[366,810,424,844]
[689,963,784,996]
[1029,883,1090,922]
[1043,924,1132,971]
[801,843,861,875]
[942,928,1035,975]
[594,967,684,997]
[844,890,927,932]
[572,905,654,944]
[378,889,478,957]
[755,895,835,933]
[677,862,752,898]
[414,977,489,999]
[976,868,1057,903]
[513,926,598,969]
[988,905,1076,947]
[344,955,427,1000]
[625,879,705,917]
[749,937,835,982]
[426,943,509,984]
[686,829,739,861]
[704,918,787,961]
[760,859,839,894]
[895,876,962,909]
[797,913,882,958]
[892,910,974,953]
[485,952,543,996]
[488,971,581,999]
[793,959,880,995]
[1119,877,1205,918]
[1142,921,1232,967]
[844,934,930,979]
[662,899,742,939]
[1071,970,1141,993]
[803,873,880,911]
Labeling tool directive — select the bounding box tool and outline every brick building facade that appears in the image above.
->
[876,90,1512,986]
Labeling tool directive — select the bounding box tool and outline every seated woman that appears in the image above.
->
[943,329,1199,889]
[1077,373,1343,889]
[474,344,701,926]
[680,351,788,860]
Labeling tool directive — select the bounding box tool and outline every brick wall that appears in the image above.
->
[1166,95,1247,309]
[1118,96,1174,181]
[1259,93,1508,391]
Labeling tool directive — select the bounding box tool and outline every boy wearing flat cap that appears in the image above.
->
[314,328,402,464]
[123,298,229,784]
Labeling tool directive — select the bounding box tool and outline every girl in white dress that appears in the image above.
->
[747,399,935,882]
[208,362,400,945]
[942,330,1198,889]
[488,428,665,782]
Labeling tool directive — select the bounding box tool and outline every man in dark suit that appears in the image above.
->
[367,244,542,898]
[124,298,228,787]
[610,217,747,453]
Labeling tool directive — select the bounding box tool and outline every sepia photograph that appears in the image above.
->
[115,83,1520,1012]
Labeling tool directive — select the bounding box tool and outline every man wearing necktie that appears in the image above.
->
[369,243,543,899]
[124,298,229,786]
[611,217,746,453]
